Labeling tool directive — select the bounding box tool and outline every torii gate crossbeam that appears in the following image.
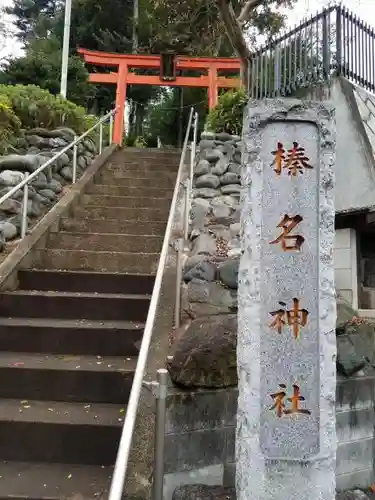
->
[78,48,241,145]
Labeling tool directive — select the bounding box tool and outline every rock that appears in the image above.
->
[168,314,238,388]
[337,335,367,376]
[211,156,229,176]
[193,188,220,199]
[183,254,207,273]
[0,220,17,240]
[0,198,21,214]
[78,156,87,169]
[192,233,217,256]
[212,204,231,219]
[26,127,76,140]
[336,293,357,334]
[344,321,375,365]
[218,259,239,289]
[204,148,223,163]
[27,135,51,149]
[234,150,242,163]
[8,213,29,232]
[192,197,210,210]
[38,189,57,202]
[27,199,42,217]
[230,222,241,237]
[228,162,241,175]
[55,127,76,141]
[172,485,236,500]
[47,179,63,193]
[221,184,241,195]
[215,132,233,142]
[200,131,215,141]
[0,170,25,186]
[187,278,237,309]
[49,137,69,148]
[31,172,48,189]
[0,155,40,173]
[336,491,371,500]
[0,229,5,252]
[212,195,238,209]
[83,137,97,154]
[60,166,73,182]
[195,174,220,190]
[195,159,210,176]
[190,200,210,230]
[198,139,215,150]
[220,172,241,185]
[183,260,216,282]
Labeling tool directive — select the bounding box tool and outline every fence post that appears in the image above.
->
[109,114,114,145]
[20,173,29,239]
[72,136,78,184]
[152,368,168,500]
[336,6,343,76]
[99,122,103,155]
[174,238,183,329]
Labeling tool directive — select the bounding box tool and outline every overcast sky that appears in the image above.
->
[0,0,374,60]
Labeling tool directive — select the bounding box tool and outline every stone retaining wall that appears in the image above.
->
[0,127,98,247]
[163,371,375,499]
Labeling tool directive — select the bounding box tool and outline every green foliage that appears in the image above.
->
[206,89,247,135]
[0,94,21,154]
[0,84,90,133]
[0,38,93,107]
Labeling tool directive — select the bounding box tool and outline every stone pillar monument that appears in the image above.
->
[237,99,336,500]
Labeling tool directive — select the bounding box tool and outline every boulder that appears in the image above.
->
[195,174,220,190]
[0,170,25,187]
[228,162,241,175]
[0,198,21,215]
[212,204,231,219]
[187,279,237,309]
[336,491,371,500]
[60,166,73,182]
[168,314,238,388]
[195,159,210,176]
[215,132,233,142]
[336,293,357,334]
[183,254,207,273]
[0,155,40,173]
[211,156,229,176]
[336,335,367,376]
[0,220,17,240]
[218,259,239,289]
[193,188,220,199]
[198,139,215,150]
[204,148,223,163]
[220,172,241,185]
[200,131,215,141]
[221,184,241,195]
[183,260,216,282]
[192,234,217,256]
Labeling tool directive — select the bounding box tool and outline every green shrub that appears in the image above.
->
[0,84,89,133]
[205,89,247,136]
[0,94,21,154]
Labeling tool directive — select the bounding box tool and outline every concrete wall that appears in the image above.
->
[163,372,375,498]
[335,228,358,309]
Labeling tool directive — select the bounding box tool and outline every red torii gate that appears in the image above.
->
[78,48,241,145]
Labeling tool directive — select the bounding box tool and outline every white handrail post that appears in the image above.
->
[72,136,78,184]
[174,238,183,329]
[151,368,168,500]
[20,173,29,239]
[99,121,103,155]
[109,113,114,145]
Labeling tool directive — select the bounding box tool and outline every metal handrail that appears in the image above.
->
[108,106,197,500]
[0,107,117,239]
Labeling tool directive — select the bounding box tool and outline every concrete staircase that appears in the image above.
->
[0,149,180,499]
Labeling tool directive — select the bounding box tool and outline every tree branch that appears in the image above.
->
[237,0,264,25]
[216,0,251,62]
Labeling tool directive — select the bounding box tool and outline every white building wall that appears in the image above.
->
[335,228,358,309]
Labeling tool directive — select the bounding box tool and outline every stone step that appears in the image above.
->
[18,269,155,295]
[81,194,171,209]
[96,172,175,188]
[48,232,163,253]
[60,217,166,235]
[0,352,136,403]
[0,398,123,465]
[35,249,159,274]
[0,317,143,356]
[73,205,169,221]
[100,166,176,180]
[0,290,150,321]
[88,183,173,198]
[103,164,178,175]
[0,460,112,500]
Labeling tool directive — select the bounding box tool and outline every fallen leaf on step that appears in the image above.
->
[21,400,28,404]
[67,473,72,479]
[12,362,24,367]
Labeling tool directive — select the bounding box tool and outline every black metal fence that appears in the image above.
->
[248,5,375,99]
